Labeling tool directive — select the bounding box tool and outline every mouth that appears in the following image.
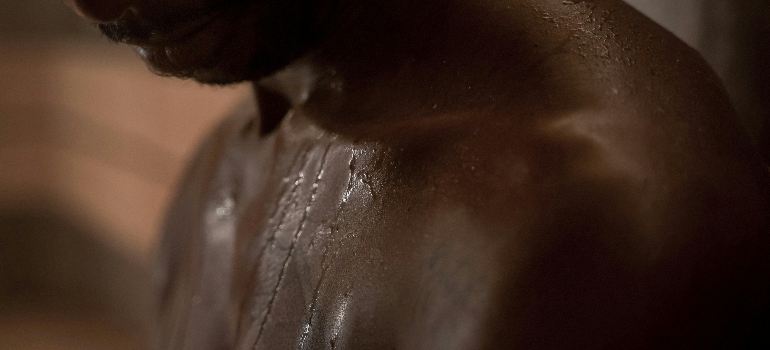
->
[98,1,251,82]
[95,0,334,85]
[98,0,241,47]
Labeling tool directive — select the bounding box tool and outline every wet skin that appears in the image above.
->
[66,0,770,348]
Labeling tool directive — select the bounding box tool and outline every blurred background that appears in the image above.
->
[0,0,767,349]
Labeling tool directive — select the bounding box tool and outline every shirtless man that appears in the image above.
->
[65,0,770,348]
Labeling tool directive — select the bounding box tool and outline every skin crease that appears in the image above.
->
[65,0,770,349]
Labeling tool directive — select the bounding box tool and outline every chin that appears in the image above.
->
[101,0,335,86]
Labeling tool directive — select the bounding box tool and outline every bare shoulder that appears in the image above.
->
[498,0,770,245]
[460,17,770,344]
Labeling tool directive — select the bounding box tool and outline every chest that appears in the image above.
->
[224,140,499,349]
[230,141,381,349]
[161,121,512,350]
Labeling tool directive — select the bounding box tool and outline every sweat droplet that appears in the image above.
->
[216,197,235,217]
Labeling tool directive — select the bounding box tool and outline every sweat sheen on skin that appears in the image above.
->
[65,0,770,348]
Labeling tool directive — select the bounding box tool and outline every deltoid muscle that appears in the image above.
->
[626,0,770,161]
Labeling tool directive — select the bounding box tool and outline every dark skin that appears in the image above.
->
[66,0,770,348]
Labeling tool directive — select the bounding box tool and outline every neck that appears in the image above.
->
[255,0,602,135]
